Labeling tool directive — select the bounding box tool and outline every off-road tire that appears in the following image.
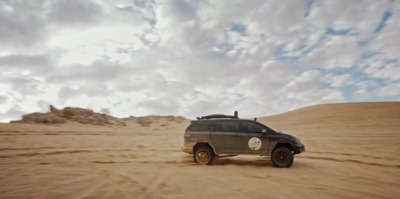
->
[193,146,214,165]
[271,147,294,168]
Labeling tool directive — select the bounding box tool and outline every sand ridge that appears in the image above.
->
[1,102,399,198]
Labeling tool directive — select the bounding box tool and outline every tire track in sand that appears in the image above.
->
[298,155,400,168]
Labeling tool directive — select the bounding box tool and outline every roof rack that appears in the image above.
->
[196,111,239,120]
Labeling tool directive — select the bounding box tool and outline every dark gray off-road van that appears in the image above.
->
[181,115,305,167]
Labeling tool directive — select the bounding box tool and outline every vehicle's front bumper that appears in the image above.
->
[295,143,305,154]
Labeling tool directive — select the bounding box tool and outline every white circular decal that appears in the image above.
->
[248,137,262,151]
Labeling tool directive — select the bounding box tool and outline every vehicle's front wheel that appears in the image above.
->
[271,147,294,168]
[194,146,214,165]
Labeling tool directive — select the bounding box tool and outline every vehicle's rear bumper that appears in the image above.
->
[181,141,196,154]
[181,146,193,154]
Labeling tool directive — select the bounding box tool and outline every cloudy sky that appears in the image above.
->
[0,0,399,122]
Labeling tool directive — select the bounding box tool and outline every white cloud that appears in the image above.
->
[353,79,400,100]
[47,0,103,26]
[369,2,400,58]
[286,70,322,90]
[364,62,400,82]
[376,82,400,97]
[321,74,354,88]
[300,35,360,69]
[359,54,400,82]
[48,26,144,65]
[0,0,399,122]
[353,80,379,100]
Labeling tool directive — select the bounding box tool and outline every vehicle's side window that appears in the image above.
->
[213,123,225,132]
[189,121,212,131]
[242,121,263,133]
[220,121,240,132]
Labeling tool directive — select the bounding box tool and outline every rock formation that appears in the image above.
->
[12,105,126,126]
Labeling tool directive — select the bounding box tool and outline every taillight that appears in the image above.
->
[184,133,191,137]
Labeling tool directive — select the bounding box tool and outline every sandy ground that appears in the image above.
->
[1,102,399,199]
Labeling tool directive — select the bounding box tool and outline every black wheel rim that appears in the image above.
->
[275,151,289,165]
[196,149,210,163]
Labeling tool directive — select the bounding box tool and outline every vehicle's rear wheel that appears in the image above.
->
[193,146,214,165]
[271,147,293,168]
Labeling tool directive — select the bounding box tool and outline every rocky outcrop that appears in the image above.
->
[12,105,126,126]
[20,112,66,124]
[129,115,186,127]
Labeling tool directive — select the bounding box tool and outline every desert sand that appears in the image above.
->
[1,102,399,199]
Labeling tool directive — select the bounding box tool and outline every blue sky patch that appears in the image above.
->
[213,43,234,57]
[326,27,352,35]
[305,0,315,17]
[358,40,369,47]
[375,10,392,33]
[231,24,247,34]
[342,85,356,101]
[274,45,299,61]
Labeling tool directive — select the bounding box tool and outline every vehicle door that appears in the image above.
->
[209,120,242,154]
[238,121,270,155]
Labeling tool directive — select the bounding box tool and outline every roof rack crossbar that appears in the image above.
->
[196,111,239,120]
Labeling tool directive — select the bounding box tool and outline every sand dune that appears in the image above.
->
[1,102,399,198]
